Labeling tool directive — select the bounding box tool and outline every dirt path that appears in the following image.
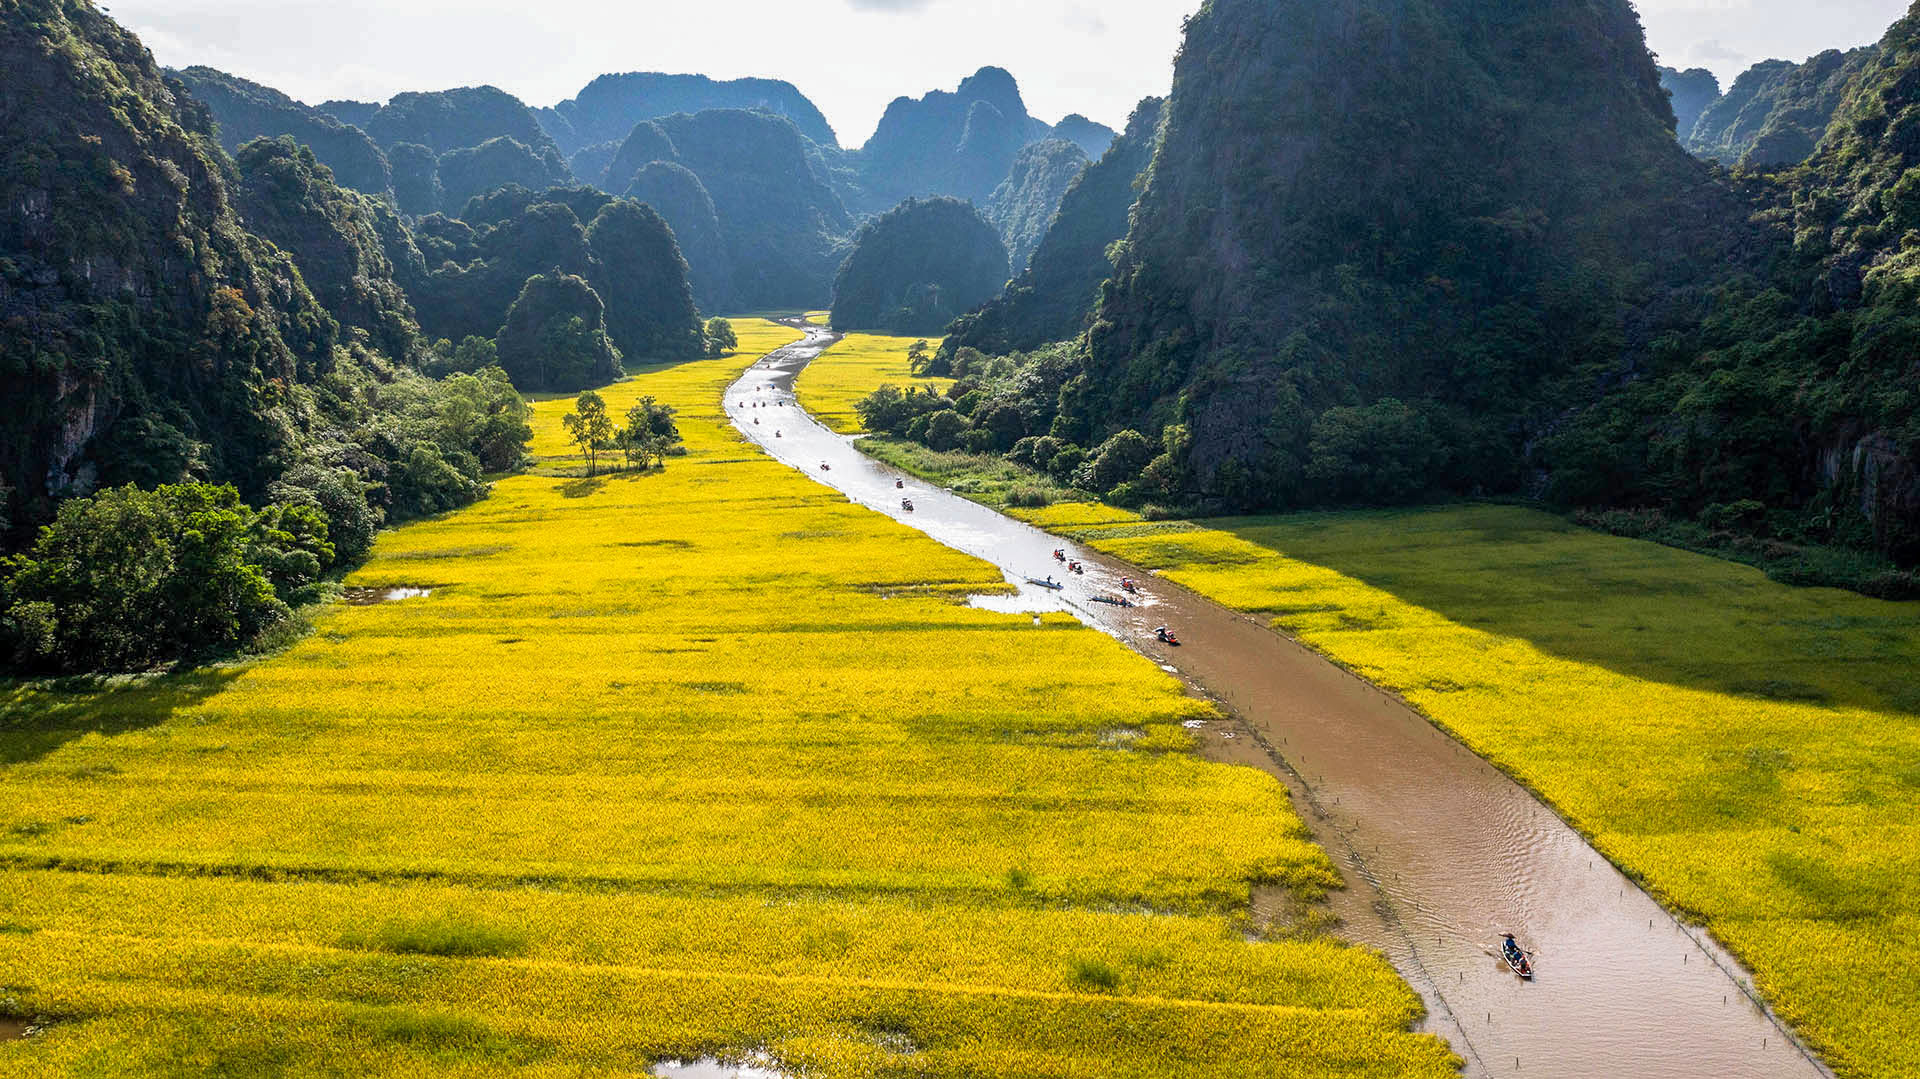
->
[726,321,1832,1079]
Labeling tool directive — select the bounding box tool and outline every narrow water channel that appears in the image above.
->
[725,321,1831,1079]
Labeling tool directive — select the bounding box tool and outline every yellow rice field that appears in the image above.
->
[0,322,1452,1077]
[794,332,951,434]
[1018,502,1920,1079]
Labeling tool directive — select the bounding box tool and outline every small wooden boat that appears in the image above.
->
[1091,595,1133,608]
[1502,940,1535,981]
[1025,577,1065,591]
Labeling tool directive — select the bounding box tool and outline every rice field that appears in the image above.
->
[0,322,1454,1077]
[793,331,951,434]
[1020,501,1920,1079]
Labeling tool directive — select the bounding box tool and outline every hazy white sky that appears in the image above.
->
[111,0,1914,149]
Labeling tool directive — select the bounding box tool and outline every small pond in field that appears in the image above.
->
[650,1058,787,1079]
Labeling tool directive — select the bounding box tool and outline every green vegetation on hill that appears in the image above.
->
[230,137,423,362]
[831,197,1008,335]
[1047,113,1117,159]
[987,138,1088,273]
[172,66,393,198]
[386,140,441,215]
[855,67,1048,211]
[583,199,703,359]
[493,271,622,392]
[538,71,839,153]
[598,118,679,190]
[1686,48,1876,167]
[619,109,851,309]
[0,0,582,675]
[1658,66,1721,141]
[361,85,563,160]
[945,98,1164,357]
[434,135,573,216]
[624,160,735,313]
[1079,0,1741,517]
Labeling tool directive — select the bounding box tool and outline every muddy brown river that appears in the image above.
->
[727,321,1832,1078]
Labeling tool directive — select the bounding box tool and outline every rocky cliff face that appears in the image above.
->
[1080,0,1747,505]
[172,66,393,199]
[942,97,1164,357]
[1686,48,1876,167]
[987,139,1089,273]
[538,72,838,154]
[855,67,1050,211]
[230,137,423,362]
[0,0,339,529]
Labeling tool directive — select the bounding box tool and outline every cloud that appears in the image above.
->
[846,0,934,11]
[1063,4,1107,35]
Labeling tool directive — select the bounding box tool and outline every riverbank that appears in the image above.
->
[800,330,1910,1079]
[0,321,1453,1077]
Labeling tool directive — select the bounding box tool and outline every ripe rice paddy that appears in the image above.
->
[0,321,1453,1077]
[1020,501,1920,1079]
[793,331,951,434]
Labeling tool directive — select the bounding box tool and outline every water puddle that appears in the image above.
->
[343,586,434,605]
[1,1017,32,1040]
[651,1057,788,1079]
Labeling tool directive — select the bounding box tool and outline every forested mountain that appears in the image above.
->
[229,137,424,362]
[538,71,838,153]
[1657,66,1720,141]
[1047,114,1117,159]
[909,0,1918,567]
[172,66,393,198]
[604,108,851,309]
[316,98,379,129]
[1686,47,1877,167]
[831,197,1007,335]
[943,97,1163,357]
[359,86,564,159]
[435,135,573,214]
[0,0,515,555]
[986,139,1088,273]
[854,67,1049,211]
[624,161,736,312]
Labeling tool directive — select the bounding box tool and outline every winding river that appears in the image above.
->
[725,320,1832,1079]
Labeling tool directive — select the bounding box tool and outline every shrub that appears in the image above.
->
[924,411,972,452]
[1075,430,1156,495]
[1067,957,1121,993]
[1006,486,1055,508]
[0,484,299,673]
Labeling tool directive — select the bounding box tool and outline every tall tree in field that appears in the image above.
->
[562,391,614,476]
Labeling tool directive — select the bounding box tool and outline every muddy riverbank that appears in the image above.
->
[725,321,1831,1079]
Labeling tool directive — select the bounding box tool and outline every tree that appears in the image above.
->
[562,391,615,476]
[0,484,297,673]
[439,366,534,473]
[906,339,932,375]
[704,317,738,357]
[617,396,681,470]
[924,410,972,451]
[494,272,622,392]
[1075,430,1157,495]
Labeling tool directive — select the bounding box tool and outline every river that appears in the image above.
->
[722,320,1832,1079]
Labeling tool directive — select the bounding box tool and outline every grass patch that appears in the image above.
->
[359,916,528,959]
[1067,957,1122,993]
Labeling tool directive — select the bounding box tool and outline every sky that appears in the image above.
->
[109,0,1914,150]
